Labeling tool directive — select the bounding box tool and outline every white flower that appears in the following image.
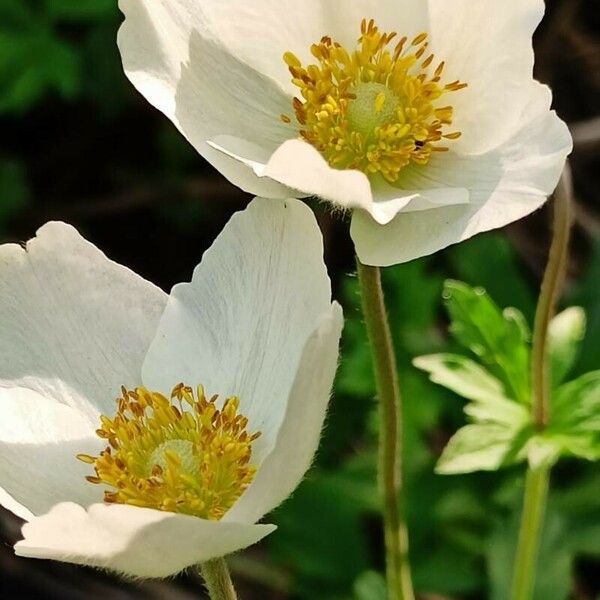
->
[0,198,342,578]
[117,0,572,267]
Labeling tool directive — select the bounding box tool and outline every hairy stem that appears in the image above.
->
[511,166,573,600]
[200,558,238,600]
[531,166,573,428]
[356,259,414,600]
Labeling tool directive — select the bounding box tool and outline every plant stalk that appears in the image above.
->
[200,558,238,600]
[510,466,551,600]
[531,166,574,429]
[510,165,573,600]
[356,259,414,600]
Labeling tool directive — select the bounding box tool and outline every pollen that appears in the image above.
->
[282,19,467,183]
[78,384,260,520]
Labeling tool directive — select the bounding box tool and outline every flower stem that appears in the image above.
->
[510,166,573,600]
[510,466,551,600]
[531,166,573,429]
[356,258,414,600]
[200,558,238,600]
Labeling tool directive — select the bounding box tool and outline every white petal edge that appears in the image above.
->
[117,1,296,199]
[428,0,546,154]
[187,0,430,93]
[142,197,332,461]
[0,387,102,519]
[208,137,470,225]
[0,221,167,418]
[351,107,572,266]
[0,487,31,521]
[226,303,343,523]
[16,502,275,578]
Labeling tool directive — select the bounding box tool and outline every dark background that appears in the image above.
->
[1,1,599,598]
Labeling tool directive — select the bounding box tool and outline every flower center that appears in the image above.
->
[147,439,197,476]
[282,19,467,183]
[346,82,401,138]
[78,384,260,520]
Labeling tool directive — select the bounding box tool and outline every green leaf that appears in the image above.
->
[443,280,530,404]
[382,258,444,355]
[447,233,536,320]
[523,435,562,469]
[545,433,600,462]
[414,546,486,594]
[44,0,117,22]
[547,371,600,461]
[436,424,525,474]
[0,30,81,113]
[353,571,387,600]
[414,354,507,404]
[413,354,527,427]
[552,469,600,518]
[0,159,29,225]
[549,307,586,387]
[269,455,376,597]
[571,239,600,375]
[0,0,34,28]
[553,371,600,432]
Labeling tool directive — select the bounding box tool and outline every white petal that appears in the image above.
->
[0,222,167,418]
[209,138,469,225]
[118,1,295,199]
[428,0,546,154]
[190,0,429,92]
[0,487,29,521]
[142,198,332,459]
[352,106,572,266]
[16,502,275,578]
[0,387,102,519]
[226,303,343,523]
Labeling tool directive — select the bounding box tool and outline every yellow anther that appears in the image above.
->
[374,92,387,114]
[79,384,260,520]
[283,51,301,68]
[412,32,428,46]
[283,20,466,182]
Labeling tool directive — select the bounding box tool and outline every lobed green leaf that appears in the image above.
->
[436,424,526,474]
[443,280,530,404]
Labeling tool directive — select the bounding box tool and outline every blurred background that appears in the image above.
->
[0,1,599,598]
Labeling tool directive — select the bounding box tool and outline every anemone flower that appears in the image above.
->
[0,198,342,578]
[117,0,572,266]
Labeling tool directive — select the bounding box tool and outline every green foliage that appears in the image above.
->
[269,454,377,598]
[0,159,30,226]
[415,280,600,476]
[443,280,531,403]
[0,0,121,114]
[487,465,600,600]
[0,28,81,112]
[571,239,600,375]
[549,371,600,461]
[488,507,572,600]
[447,233,536,320]
[268,235,599,599]
[353,571,387,600]
[413,354,529,473]
[43,0,116,21]
[549,307,586,387]
[436,423,526,474]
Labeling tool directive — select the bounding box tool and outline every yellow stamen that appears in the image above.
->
[79,384,260,520]
[374,91,387,115]
[282,19,467,183]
